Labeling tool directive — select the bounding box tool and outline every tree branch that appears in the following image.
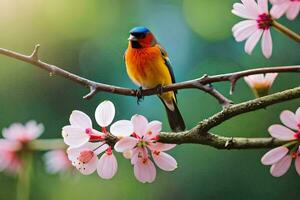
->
[0,45,299,106]
[195,86,300,133]
[159,132,286,149]
[21,86,300,151]
[1,45,300,150]
[27,134,285,151]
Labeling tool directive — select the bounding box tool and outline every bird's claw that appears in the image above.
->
[155,84,163,95]
[136,87,144,105]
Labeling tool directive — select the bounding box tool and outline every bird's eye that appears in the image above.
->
[139,33,146,39]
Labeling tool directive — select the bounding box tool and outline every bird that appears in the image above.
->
[124,26,185,132]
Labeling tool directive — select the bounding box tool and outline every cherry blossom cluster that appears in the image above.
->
[62,100,177,183]
[0,121,44,173]
[232,0,299,58]
[261,107,300,177]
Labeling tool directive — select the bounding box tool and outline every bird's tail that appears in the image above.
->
[159,97,185,132]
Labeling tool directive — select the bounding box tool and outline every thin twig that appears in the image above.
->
[272,20,300,43]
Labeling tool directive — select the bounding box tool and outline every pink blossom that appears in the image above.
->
[43,150,72,174]
[270,0,300,20]
[63,100,132,179]
[232,0,273,58]
[0,139,22,173]
[244,73,278,97]
[62,100,132,147]
[114,115,177,183]
[3,120,44,143]
[0,121,44,173]
[261,107,300,177]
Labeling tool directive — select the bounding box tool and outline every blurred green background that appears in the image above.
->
[0,0,300,199]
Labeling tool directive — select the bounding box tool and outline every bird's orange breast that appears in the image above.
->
[124,44,173,89]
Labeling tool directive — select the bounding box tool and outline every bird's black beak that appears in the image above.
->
[128,34,138,41]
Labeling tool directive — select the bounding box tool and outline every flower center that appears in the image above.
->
[257,13,272,30]
[137,140,147,148]
[77,150,94,163]
[294,132,300,139]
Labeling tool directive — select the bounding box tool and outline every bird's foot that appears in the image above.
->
[135,87,144,105]
[155,84,163,95]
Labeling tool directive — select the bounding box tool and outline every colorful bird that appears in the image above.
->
[124,26,185,132]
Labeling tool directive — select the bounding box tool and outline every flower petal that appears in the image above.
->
[147,121,162,135]
[264,73,278,86]
[44,150,71,174]
[95,100,115,127]
[134,158,156,183]
[280,110,298,130]
[242,0,259,15]
[67,145,98,175]
[123,150,133,159]
[131,115,148,137]
[144,121,162,140]
[97,153,118,179]
[131,147,147,165]
[233,23,257,42]
[24,121,44,140]
[286,3,300,20]
[93,143,109,155]
[114,137,138,152]
[257,0,268,14]
[261,146,289,165]
[152,151,177,171]
[70,110,92,129]
[148,143,176,152]
[244,29,263,55]
[295,154,300,175]
[270,3,290,19]
[0,152,10,172]
[295,107,300,124]
[270,0,288,4]
[67,142,104,161]
[110,120,133,137]
[0,139,21,151]
[270,155,292,177]
[261,29,272,59]
[232,3,257,19]
[268,124,296,140]
[232,19,257,32]
[2,123,25,141]
[62,126,89,147]
[76,154,98,175]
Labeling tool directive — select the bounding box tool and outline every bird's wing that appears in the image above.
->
[158,44,176,85]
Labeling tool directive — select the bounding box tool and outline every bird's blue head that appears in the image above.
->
[128,26,156,48]
[129,26,150,35]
